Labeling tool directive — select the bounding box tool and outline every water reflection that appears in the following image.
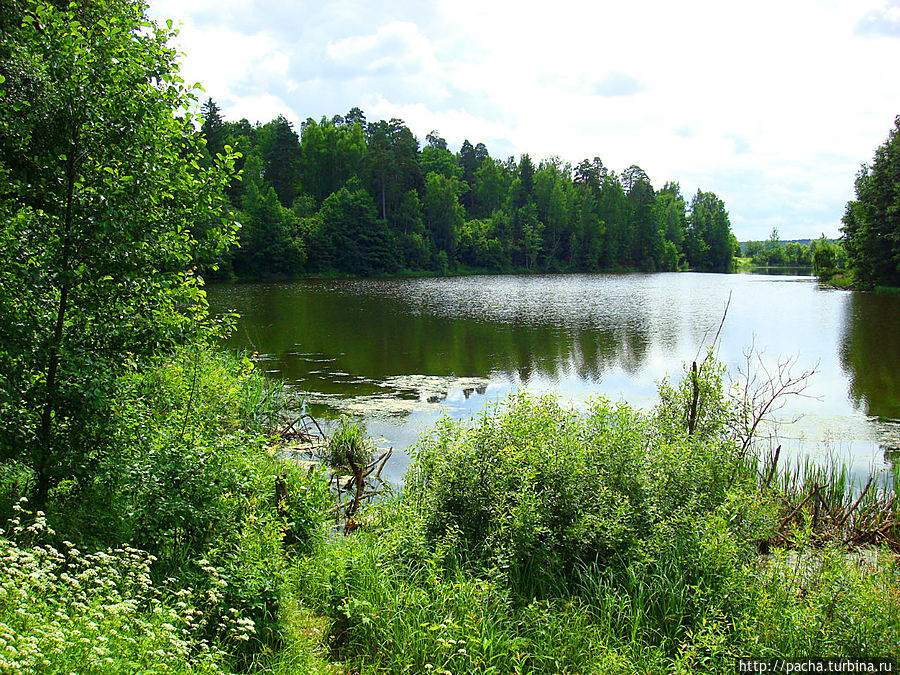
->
[839,291,900,422]
[208,273,898,483]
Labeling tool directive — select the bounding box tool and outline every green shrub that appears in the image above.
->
[289,360,898,673]
[16,345,334,668]
[405,378,758,599]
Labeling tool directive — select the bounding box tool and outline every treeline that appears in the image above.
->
[842,115,900,288]
[199,101,739,278]
[743,229,845,276]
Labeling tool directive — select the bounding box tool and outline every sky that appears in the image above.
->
[148,0,900,241]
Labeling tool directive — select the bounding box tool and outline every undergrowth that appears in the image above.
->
[0,347,334,673]
[290,360,899,674]
[1,351,896,674]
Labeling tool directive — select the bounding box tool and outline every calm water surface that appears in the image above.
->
[208,273,900,484]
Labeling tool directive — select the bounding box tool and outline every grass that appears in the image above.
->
[757,453,898,552]
[816,270,855,289]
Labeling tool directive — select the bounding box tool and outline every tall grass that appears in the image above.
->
[755,453,898,550]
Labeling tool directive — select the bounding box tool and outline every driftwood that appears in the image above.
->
[764,476,899,553]
[330,448,392,533]
[271,410,394,538]
[278,412,327,444]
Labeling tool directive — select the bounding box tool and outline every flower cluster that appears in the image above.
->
[0,501,226,674]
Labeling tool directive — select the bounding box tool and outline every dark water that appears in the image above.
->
[208,273,900,484]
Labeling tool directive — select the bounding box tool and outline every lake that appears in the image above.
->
[208,273,900,485]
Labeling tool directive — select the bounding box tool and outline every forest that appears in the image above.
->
[740,230,845,277]
[198,101,739,278]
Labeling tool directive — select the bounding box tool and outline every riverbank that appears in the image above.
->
[281,359,899,674]
[2,348,897,673]
[210,261,657,285]
[210,271,899,487]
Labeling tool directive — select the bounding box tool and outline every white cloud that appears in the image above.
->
[148,0,900,240]
[368,98,511,148]
[856,0,900,36]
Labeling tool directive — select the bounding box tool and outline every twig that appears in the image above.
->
[780,490,816,530]
[836,475,875,529]
[688,362,700,436]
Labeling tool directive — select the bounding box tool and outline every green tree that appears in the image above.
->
[473,142,490,166]
[234,182,305,277]
[598,173,628,268]
[517,202,544,270]
[314,187,397,275]
[200,98,227,161]
[394,189,429,269]
[473,158,506,218]
[518,153,535,195]
[299,116,367,204]
[533,160,572,268]
[425,130,448,151]
[744,240,764,259]
[458,139,479,210]
[261,115,302,207]
[686,191,734,272]
[0,0,238,505]
[421,144,462,180]
[366,118,421,221]
[656,183,686,245]
[842,115,900,287]
[571,182,603,269]
[812,235,841,279]
[625,169,659,270]
[574,157,607,187]
[458,218,505,269]
[423,172,465,258]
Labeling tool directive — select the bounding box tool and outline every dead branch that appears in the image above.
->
[731,346,819,457]
[836,475,875,529]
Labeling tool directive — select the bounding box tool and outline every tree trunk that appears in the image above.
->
[34,144,77,507]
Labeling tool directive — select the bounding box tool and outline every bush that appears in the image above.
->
[290,361,899,673]
[405,369,761,600]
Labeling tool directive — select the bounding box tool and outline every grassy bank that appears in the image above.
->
[287,365,898,674]
[1,352,897,674]
[817,270,856,289]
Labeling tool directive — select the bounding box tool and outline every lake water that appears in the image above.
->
[208,273,900,485]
